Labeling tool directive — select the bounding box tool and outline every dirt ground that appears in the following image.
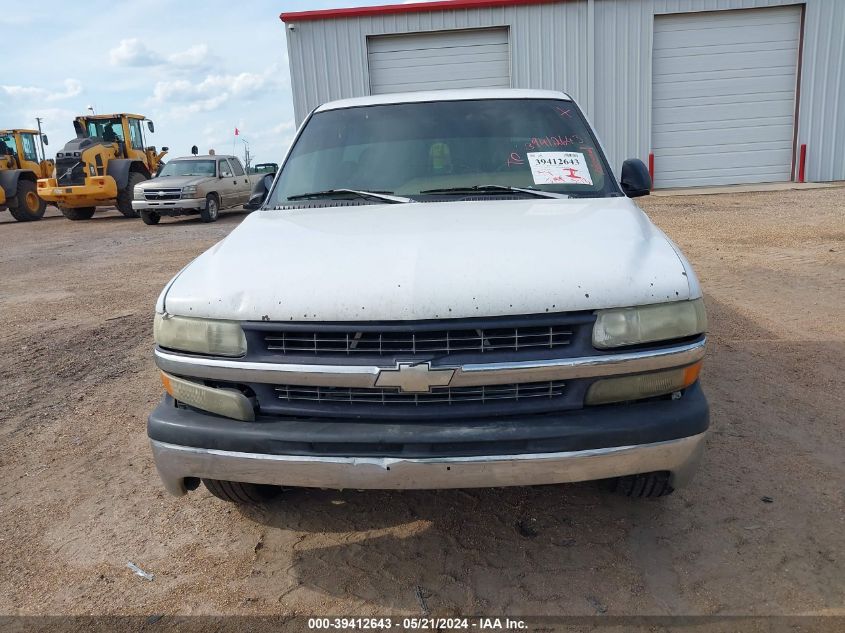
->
[0,189,843,620]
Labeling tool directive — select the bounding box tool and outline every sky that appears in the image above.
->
[0,0,421,167]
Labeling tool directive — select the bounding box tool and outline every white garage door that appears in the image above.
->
[367,28,510,95]
[652,6,801,188]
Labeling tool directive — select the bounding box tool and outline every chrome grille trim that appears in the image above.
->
[273,381,566,406]
[154,338,706,388]
[263,325,573,355]
[144,188,182,201]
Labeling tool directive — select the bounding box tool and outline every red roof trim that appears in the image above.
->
[281,0,563,23]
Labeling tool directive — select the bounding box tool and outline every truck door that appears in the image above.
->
[218,159,235,207]
[228,157,250,204]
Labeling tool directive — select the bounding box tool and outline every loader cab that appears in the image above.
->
[75,114,152,163]
[38,112,168,219]
[0,129,47,173]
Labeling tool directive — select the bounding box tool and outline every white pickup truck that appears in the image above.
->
[148,89,708,505]
[133,154,258,224]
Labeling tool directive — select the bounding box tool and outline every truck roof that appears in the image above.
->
[316,88,573,113]
[0,129,39,135]
[171,155,238,160]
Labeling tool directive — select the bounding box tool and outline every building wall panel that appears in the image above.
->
[284,0,845,183]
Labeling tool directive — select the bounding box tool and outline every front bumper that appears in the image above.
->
[37,176,117,206]
[152,434,706,496]
[132,197,206,215]
[148,383,709,495]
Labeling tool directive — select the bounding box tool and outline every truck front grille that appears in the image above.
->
[144,188,182,201]
[55,157,86,187]
[263,325,573,356]
[273,380,566,406]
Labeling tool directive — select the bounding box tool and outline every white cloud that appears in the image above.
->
[168,43,211,68]
[51,79,83,101]
[109,38,161,67]
[1,78,82,102]
[271,119,295,134]
[150,70,273,117]
[111,39,214,70]
[170,94,230,117]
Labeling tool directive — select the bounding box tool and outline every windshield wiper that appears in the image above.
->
[286,189,413,204]
[418,185,569,199]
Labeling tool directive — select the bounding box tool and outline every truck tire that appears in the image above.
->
[200,193,220,223]
[140,210,161,225]
[604,472,674,498]
[202,478,280,505]
[8,179,47,222]
[116,171,146,218]
[60,206,96,221]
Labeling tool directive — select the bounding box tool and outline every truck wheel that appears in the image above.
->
[116,171,146,218]
[60,206,96,221]
[140,210,161,225]
[8,179,46,221]
[200,193,219,223]
[201,479,280,505]
[604,471,674,498]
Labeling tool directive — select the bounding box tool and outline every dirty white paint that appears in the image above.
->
[161,196,700,322]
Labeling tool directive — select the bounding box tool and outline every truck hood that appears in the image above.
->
[160,198,700,321]
[139,175,212,188]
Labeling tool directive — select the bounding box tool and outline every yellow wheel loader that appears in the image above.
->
[0,129,53,222]
[37,113,167,220]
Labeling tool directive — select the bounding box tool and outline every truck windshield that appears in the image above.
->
[158,160,216,177]
[268,98,619,206]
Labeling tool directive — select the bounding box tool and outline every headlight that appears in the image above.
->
[154,313,246,357]
[133,187,145,200]
[593,298,707,349]
[586,362,702,405]
[181,185,198,198]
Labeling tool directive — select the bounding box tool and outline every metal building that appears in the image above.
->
[281,0,845,188]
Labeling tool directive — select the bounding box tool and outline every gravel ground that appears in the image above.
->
[0,189,843,621]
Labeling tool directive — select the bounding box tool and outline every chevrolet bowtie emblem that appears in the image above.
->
[374,362,455,393]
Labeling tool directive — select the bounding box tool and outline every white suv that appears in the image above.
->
[149,89,708,504]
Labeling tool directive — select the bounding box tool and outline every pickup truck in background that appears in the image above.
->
[250,162,278,175]
[133,154,259,224]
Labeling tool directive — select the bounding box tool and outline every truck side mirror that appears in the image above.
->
[620,158,651,198]
[245,174,274,210]
[147,120,155,133]
[42,134,49,146]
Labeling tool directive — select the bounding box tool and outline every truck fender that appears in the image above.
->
[0,169,36,202]
[106,160,150,190]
